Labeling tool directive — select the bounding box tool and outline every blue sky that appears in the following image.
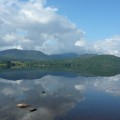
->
[47,0,120,41]
[0,0,120,56]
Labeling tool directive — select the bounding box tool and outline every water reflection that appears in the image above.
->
[0,75,85,120]
[0,70,120,120]
[0,68,78,80]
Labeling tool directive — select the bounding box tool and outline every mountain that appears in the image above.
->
[0,49,48,61]
[78,53,98,58]
[0,49,80,61]
[50,53,79,59]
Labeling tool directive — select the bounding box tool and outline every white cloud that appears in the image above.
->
[2,33,17,42]
[1,0,120,56]
[0,0,85,54]
[92,36,120,56]
[74,35,120,56]
[75,40,86,47]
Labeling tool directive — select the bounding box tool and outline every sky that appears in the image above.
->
[0,0,120,56]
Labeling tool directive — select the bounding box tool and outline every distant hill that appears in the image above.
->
[50,53,79,59]
[0,49,81,61]
[0,49,48,61]
[78,53,98,58]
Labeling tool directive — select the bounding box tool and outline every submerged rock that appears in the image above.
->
[29,108,37,112]
[16,103,31,108]
[42,91,45,94]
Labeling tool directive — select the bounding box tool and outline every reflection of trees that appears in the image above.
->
[0,68,78,80]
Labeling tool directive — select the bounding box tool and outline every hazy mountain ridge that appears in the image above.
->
[0,49,97,61]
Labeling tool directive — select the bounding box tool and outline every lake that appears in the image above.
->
[0,69,120,120]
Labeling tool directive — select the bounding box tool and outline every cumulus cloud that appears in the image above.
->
[0,0,85,54]
[75,35,120,56]
[75,40,86,47]
[1,0,120,56]
[91,36,120,56]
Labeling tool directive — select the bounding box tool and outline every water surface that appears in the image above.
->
[0,69,120,120]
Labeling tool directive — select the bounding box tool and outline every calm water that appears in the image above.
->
[0,69,120,120]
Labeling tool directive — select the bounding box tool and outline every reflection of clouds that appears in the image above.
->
[0,79,32,100]
[1,74,120,120]
[2,87,16,96]
[0,78,22,85]
[0,75,85,120]
[93,75,120,96]
[35,75,86,96]
[22,107,55,120]
[75,84,85,91]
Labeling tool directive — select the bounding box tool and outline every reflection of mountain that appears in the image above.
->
[0,67,120,80]
[0,69,78,80]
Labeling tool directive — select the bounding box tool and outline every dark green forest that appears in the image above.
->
[0,54,120,76]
